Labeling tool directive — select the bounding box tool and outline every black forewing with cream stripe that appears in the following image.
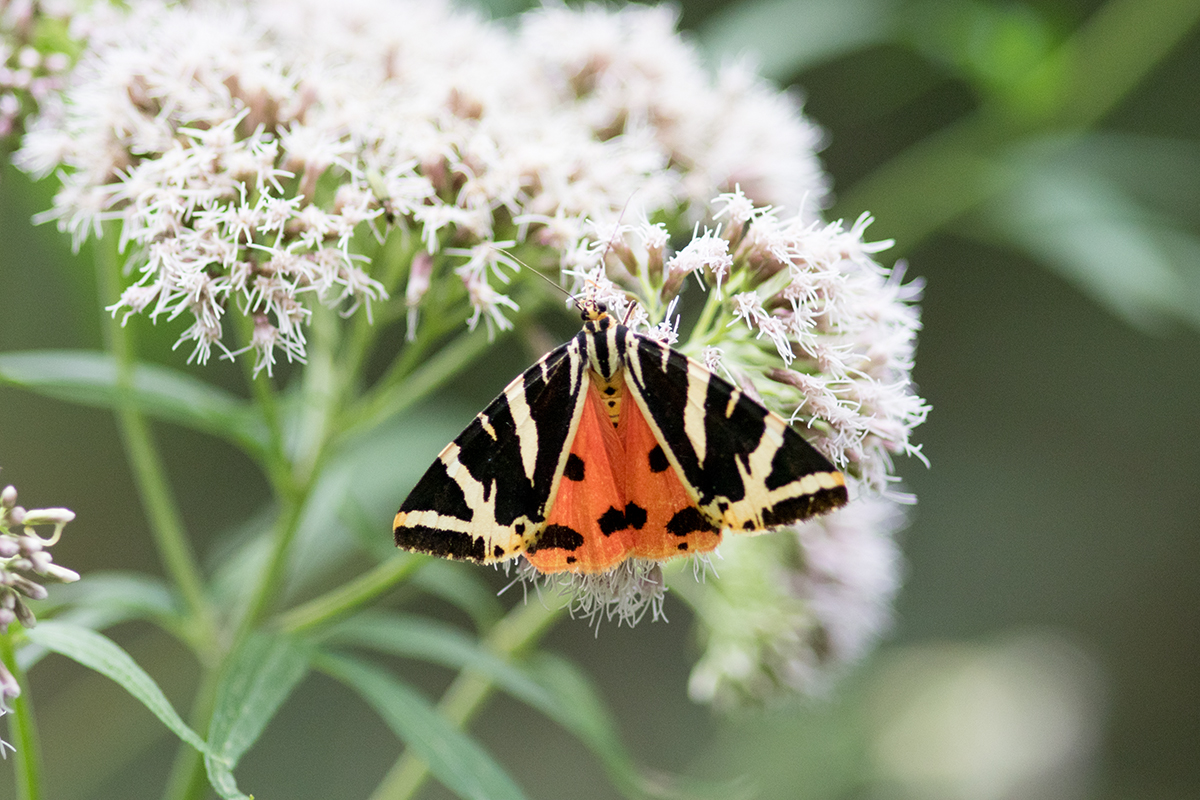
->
[620,327,848,531]
[394,334,589,563]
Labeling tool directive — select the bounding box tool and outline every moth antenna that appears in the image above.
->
[498,246,574,303]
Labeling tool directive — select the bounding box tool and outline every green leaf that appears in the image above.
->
[25,621,210,755]
[983,147,1200,331]
[204,632,312,799]
[518,653,629,776]
[318,651,529,800]
[324,612,541,694]
[0,350,268,454]
[276,406,471,603]
[326,612,654,797]
[21,572,183,670]
[698,0,899,81]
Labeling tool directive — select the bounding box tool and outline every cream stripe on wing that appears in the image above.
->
[683,360,710,465]
[504,381,538,483]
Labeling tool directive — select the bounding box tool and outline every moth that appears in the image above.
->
[394,300,848,573]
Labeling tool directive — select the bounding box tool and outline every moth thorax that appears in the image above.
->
[582,317,623,380]
[590,368,626,428]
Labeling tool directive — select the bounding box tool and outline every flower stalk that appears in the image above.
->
[0,634,40,800]
[96,232,218,653]
[367,598,565,800]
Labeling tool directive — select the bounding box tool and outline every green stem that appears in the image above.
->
[230,312,294,503]
[278,556,423,634]
[95,233,217,652]
[688,279,731,349]
[368,599,566,800]
[835,0,1200,249]
[338,227,421,394]
[1051,0,1200,131]
[340,325,495,444]
[1,634,42,800]
[161,663,223,800]
[234,305,341,639]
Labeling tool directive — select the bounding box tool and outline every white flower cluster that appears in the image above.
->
[16,0,827,372]
[721,205,929,496]
[0,0,73,141]
[0,482,79,735]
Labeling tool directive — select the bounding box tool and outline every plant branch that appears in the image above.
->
[340,325,496,445]
[1,634,42,800]
[368,598,566,800]
[161,663,223,800]
[835,0,1200,250]
[277,555,423,635]
[95,233,218,653]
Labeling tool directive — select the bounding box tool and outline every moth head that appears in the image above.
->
[576,297,609,322]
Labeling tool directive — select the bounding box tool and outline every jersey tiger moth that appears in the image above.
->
[394,300,849,573]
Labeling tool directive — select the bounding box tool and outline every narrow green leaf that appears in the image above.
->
[524,652,751,800]
[25,621,209,754]
[983,151,1200,330]
[42,571,179,613]
[0,350,268,454]
[277,407,469,602]
[324,612,541,696]
[319,651,528,800]
[203,632,311,798]
[21,573,183,670]
[326,612,649,796]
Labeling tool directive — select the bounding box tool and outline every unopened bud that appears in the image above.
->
[13,597,36,629]
[10,575,47,601]
[41,562,80,583]
[19,507,75,526]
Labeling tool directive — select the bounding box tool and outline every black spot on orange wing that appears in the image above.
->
[528,524,585,553]
[647,444,670,473]
[598,506,627,535]
[564,453,585,481]
[624,502,647,529]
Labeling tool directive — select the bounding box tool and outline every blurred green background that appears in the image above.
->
[1,0,1198,798]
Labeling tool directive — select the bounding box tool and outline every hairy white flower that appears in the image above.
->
[0,483,80,636]
[16,0,831,371]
